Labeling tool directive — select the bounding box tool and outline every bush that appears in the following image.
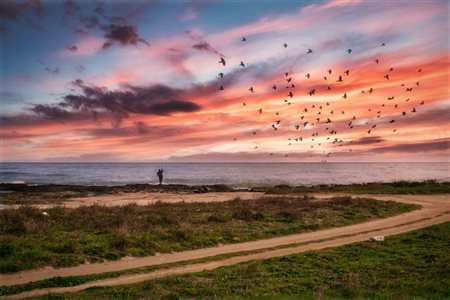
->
[0,243,14,258]
[49,241,77,254]
[207,214,227,223]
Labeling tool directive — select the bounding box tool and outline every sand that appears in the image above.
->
[11,191,265,209]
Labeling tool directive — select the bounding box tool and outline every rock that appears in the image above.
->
[370,236,384,242]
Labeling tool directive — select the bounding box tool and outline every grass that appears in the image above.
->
[260,180,450,195]
[0,239,333,297]
[41,222,450,300]
[0,196,417,273]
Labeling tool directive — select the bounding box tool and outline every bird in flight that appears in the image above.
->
[214,34,428,158]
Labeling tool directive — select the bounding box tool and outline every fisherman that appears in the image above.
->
[157,169,164,185]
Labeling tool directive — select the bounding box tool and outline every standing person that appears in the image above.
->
[157,169,163,185]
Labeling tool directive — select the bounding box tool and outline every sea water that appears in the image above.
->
[1,162,449,187]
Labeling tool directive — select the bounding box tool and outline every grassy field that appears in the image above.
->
[44,222,450,300]
[0,196,417,273]
[1,180,448,205]
[261,180,450,195]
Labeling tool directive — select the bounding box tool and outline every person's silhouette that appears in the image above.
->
[157,169,163,185]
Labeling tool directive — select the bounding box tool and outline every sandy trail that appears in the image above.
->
[11,192,265,209]
[10,192,264,209]
[1,194,449,299]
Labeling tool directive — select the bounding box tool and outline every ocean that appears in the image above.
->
[1,162,449,187]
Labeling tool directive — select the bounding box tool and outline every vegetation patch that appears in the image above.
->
[261,180,450,195]
[50,222,450,300]
[0,196,417,273]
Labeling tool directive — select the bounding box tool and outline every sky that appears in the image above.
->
[1,0,449,162]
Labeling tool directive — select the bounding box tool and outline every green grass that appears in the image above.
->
[41,222,450,300]
[261,180,450,195]
[0,196,417,273]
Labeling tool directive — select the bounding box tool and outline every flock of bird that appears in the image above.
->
[216,38,425,158]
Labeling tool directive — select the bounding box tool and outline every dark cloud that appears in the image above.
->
[74,28,89,36]
[168,151,322,162]
[43,152,122,162]
[0,0,27,19]
[351,136,384,145]
[134,121,150,134]
[30,104,70,120]
[192,41,224,57]
[30,0,44,18]
[106,15,128,24]
[79,15,99,29]
[62,2,149,49]
[45,67,60,75]
[28,81,201,126]
[102,24,149,49]
[369,139,450,154]
[63,0,80,16]
[0,0,44,31]
[77,124,191,141]
[66,45,78,51]
[149,100,200,116]
[94,6,105,15]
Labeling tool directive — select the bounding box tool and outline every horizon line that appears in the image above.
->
[1,161,449,164]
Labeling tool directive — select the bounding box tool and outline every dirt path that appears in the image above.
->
[11,191,265,209]
[1,194,449,299]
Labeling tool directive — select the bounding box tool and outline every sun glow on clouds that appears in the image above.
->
[2,0,449,162]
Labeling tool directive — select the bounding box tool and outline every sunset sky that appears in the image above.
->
[1,0,449,162]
